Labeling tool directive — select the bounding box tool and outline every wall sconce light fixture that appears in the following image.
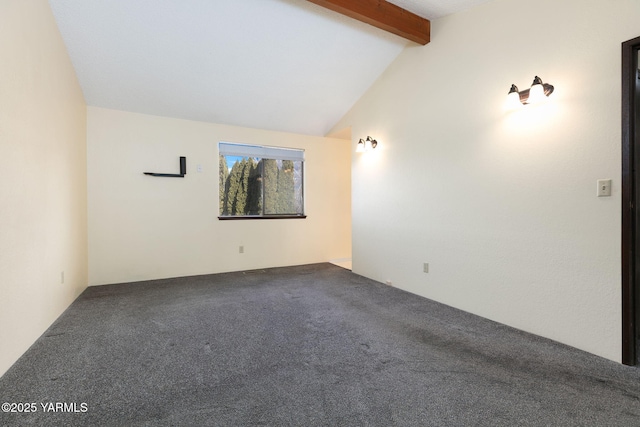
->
[507,76,554,106]
[356,136,378,152]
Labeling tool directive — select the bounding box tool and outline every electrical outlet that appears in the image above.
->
[239,245,244,254]
[61,271,65,284]
[423,263,429,273]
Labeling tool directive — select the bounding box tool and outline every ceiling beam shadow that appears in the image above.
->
[307,0,430,45]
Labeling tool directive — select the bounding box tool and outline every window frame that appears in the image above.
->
[218,142,306,220]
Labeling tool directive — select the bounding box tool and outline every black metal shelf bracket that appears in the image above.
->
[144,156,186,178]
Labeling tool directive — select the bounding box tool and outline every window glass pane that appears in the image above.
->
[219,156,262,216]
[263,159,302,215]
[218,143,304,218]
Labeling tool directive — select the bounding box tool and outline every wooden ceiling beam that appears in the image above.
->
[307,0,430,45]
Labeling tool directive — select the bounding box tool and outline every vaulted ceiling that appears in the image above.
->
[49,0,491,136]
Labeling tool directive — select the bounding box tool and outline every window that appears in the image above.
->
[218,142,305,219]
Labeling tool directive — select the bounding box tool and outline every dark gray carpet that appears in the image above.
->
[1,263,639,426]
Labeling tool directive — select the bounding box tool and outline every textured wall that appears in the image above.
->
[87,107,351,285]
[331,0,640,362]
[0,0,87,376]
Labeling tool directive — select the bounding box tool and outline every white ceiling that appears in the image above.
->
[49,0,491,136]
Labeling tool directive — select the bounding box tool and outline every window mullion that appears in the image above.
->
[260,159,265,216]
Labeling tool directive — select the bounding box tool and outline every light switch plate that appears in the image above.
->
[597,179,612,197]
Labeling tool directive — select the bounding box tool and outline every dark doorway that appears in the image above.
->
[621,36,640,365]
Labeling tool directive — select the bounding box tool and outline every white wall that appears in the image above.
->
[0,0,87,376]
[331,0,640,362]
[87,107,351,285]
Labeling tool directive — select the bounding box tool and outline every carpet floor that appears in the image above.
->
[1,263,639,426]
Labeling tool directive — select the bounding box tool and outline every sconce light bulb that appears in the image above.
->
[506,84,523,110]
[364,136,378,151]
[527,76,547,104]
[356,139,365,153]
